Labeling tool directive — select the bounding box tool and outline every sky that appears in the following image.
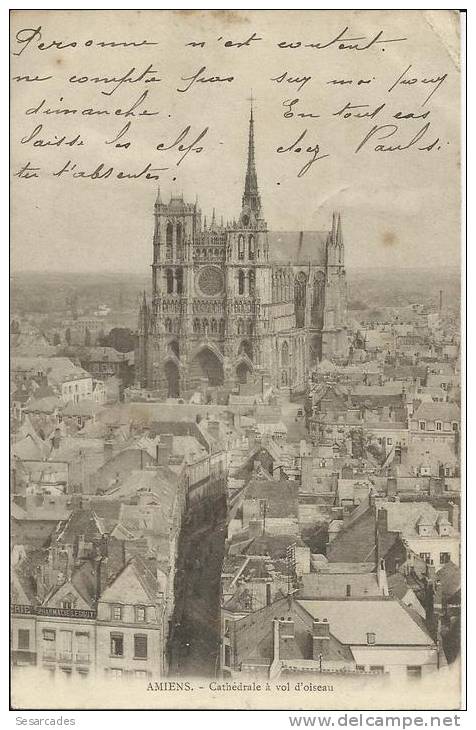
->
[10,9,461,274]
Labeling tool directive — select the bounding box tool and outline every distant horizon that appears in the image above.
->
[10,264,462,277]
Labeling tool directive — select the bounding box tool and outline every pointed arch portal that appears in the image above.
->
[236,361,252,384]
[192,347,224,386]
[164,360,180,398]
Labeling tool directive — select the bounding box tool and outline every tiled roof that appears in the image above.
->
[383,501,456,537]
[299,572,383,599]
[245,480,299,518]
[268,231,328,265]
[299,599,434,645]
[412,401,460,422]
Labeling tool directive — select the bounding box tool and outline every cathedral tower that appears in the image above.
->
[135,105,348,398]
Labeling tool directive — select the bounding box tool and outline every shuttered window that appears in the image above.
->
[134,634,147,659]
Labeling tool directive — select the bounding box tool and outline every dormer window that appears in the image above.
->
[111,605,122,621]
[452,422,459,432]
[135,606,146,623]
[436,421,442,431]
[366,632,376,645]
[419,421,426,431]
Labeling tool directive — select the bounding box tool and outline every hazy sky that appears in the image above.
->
[11,10,461,274]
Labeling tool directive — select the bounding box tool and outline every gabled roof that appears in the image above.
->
[101,554,160,605]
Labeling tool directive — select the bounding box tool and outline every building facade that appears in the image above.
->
[136,106,348,398]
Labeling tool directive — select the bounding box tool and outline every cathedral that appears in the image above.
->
[135,105,348,398]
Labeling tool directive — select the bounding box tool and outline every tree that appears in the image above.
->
[104,327,135,353]
[53,333,61,346]
[10,320,20,334]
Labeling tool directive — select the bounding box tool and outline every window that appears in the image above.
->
[224,620,231,638]
[110,668,123,679]
[111,605,122,621]
[61,600,73,609]
[238,235,245,260]
[134,634,148,659]
[43,629,56,642]
[135,670,148,678]
[238,269,245,295]
[419,421,426,431]
[249,270,255,295]
[135,606,146,623]
[387,437,393,445]
[366,632,376,645]
[224,645,231,667]
[440,552,451,565]
[419,552,431,562]
[248,235,255,260]
[166,269,174,294]
[18,629,30,650]
[452,422,459,432]
[370,665,384,674]
[59,630,73,660]
[436,421,442,431]
[407,666,422,679]
[355,665,365,672]
[110,633,124,657]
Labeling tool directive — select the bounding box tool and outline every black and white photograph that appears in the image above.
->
[9,8,464,712]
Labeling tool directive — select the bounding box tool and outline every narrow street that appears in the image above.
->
[169,502,227,678]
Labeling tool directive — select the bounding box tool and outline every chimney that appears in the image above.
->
[294,546,311,576]
[429,477,444,497]
[279,617,295,639]
[95,556,109,600]
[377,558,389,596]
[51,428,61,450]
[104,440,113,461]
[278,617,295,659]
[426,559,436,582]
[246,427,257,452]
[301,456,313,491]
[248,520,262,539]
[377,507,388,533]
[448,502,459,530]
[156,445,170,465]
[387,477,397,498]
[160,433,174,452]
[312,618,330,661]
[207,420,220,441]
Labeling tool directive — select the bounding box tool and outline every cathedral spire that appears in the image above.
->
[155,183,161,207]
[336,213,343,246]
[331,212,337,245]
[241,97,262,220]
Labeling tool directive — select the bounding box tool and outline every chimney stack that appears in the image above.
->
[448,502,459,530]
[278,617,295,659]
[51,428,61,450]
[312,618,330,661]
[246,428,257,452]
[207,420,220,441]
[104,440,113,461]
[156,434,173,465]
[301,455,314,491]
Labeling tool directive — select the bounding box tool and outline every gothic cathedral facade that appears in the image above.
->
[135,106,348,398]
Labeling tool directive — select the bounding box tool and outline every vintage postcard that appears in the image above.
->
[10,9,463,710]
